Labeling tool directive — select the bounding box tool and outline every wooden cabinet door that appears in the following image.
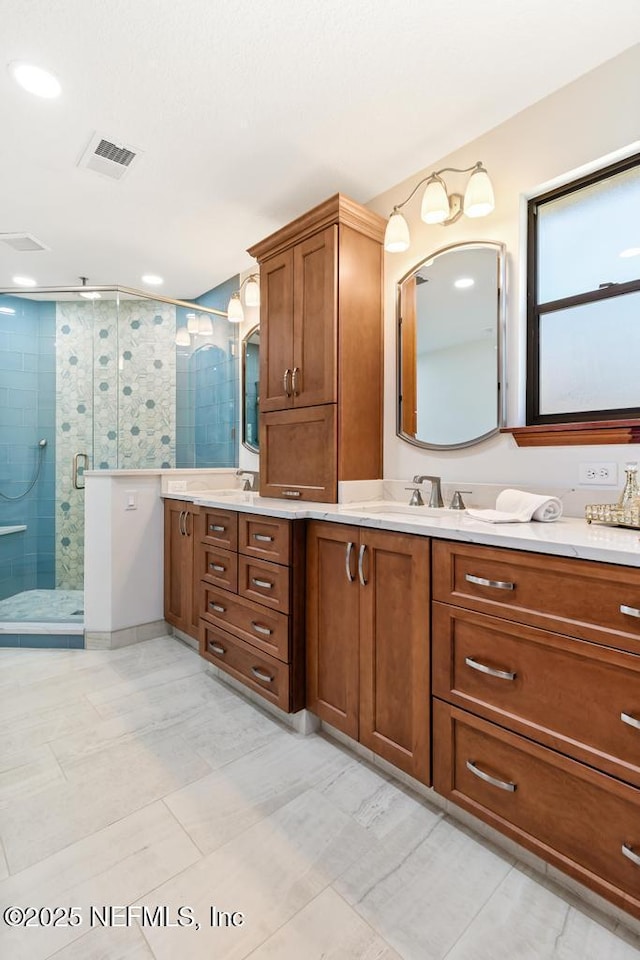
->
[260,249,294,413]
[306,521,360,738]
[359,530,431,784]
[164,500,193,634]
[292,226,337,407]
[260,405,337,502]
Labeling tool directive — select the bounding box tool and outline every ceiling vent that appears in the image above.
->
[77,132,143,181]
[0,232,49,252]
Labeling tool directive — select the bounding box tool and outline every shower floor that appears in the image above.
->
[0,589,84,623]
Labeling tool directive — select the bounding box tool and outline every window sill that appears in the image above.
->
[501,420,640,447]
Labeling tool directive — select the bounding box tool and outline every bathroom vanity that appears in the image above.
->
[162,490,640,921]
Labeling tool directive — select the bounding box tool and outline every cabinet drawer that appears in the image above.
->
[238,555,290,613]
[432,540,640,654]
[201,508,238,550]
[200,623,290,711]
[238,514,291,565]
[200,546,238,592]
[433,603,640,787]
[433,701,640,918]
[202,584,289,661]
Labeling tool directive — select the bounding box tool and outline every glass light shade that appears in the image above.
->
[198,315,213,335]
[175,328,190,346]
[421,177,450,224]
[244,277,260,307]
[463,167,495,218]
[384,212,410,253]
[227,293,244,322]
[186,312,199,334]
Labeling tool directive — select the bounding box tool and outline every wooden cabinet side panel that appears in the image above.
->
[260,250,294,413]
[306,521,360,737]
[338,225,383,481]
[359,530,431,784]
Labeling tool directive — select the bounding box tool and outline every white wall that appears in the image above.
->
[367,44,640,491]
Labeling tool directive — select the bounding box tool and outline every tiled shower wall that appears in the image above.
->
[55,299,177,588]
[0,297,55,601]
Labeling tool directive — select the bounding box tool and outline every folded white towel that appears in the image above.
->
[467,489,563,524]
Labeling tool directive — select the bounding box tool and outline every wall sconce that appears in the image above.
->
[384,162,495,253]
[227,273,260,323]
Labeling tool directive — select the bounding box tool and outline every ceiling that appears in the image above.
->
[1,0,640,301]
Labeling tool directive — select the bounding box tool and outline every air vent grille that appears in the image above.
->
[77,132,143,181]
[94,139,136,167]
[0,233,49,252]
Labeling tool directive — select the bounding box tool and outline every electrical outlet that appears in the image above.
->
[578,462,618,485]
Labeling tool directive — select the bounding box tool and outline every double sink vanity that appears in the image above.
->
[163,485,640,924]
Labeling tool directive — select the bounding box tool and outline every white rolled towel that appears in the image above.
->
[467,489,563,524]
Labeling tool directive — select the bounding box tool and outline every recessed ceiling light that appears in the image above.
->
[454,277,475,289]
[79,291,101,300]
[13,275,37,287]
[142,274,163,285]
[0,306,16,315]
[9,61,61,99]
[619,247,640,258]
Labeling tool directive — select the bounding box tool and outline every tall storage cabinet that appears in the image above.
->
[248,194,385,502]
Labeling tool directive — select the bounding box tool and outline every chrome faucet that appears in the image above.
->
[412,475,444,508]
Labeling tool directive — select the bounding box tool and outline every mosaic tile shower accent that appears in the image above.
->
[55,299,177,588]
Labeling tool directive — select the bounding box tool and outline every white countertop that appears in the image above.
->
[163,490,640,567]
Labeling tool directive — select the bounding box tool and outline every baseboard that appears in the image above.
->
[85,619,171,650]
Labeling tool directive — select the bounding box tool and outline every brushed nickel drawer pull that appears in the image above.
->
[210,563,226,572]
[210,524,226,532]
[620,604,640,619]
[251,621,273,636]
[283,489,301,498]
[209,602,226,613]
[208,642,226,655]
[621,712,640,729]
[466,760,516,792]
[465,657,516,681]
[358,543,368,586]
[251,667,274,683]
[253,533,274,542]
[465,573,515,591]
[622,843,640,867]
[345,541,355,582]
[252,577,273,590]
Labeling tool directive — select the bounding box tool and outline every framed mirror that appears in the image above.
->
[242,325,260,452]
[397,240,506,449]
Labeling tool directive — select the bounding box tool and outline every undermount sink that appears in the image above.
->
[343,502,462,518]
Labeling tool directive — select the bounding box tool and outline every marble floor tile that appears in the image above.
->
[165,731,355,855]
[136,788,372,960]
[316,754,425,839]
[0,731,210,873]
[444,864,640,960]
[85,666,235,721]
[245,886,402,959]
[39,923,156,960]
[0,696,102,763]
[0,800,200,960]
[336,815,515,960]
[0,742,65,810]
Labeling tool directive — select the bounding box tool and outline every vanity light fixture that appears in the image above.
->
[175,327,190,347]
[186,312,199,334]
[9,61,61,99]
[12,275,36,287]
[384,162,495,253]
[198,315,213,336]
[227,274,260,323]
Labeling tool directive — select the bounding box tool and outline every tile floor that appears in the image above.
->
[0,635,639,960]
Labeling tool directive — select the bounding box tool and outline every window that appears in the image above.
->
[527,152,640,425]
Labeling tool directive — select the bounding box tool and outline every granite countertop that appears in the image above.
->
[162,490,640,568]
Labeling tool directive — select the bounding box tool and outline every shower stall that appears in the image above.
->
[0,284,238,646]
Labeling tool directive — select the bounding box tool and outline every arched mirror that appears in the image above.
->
[397,240,506,449]
[242,325,260,452]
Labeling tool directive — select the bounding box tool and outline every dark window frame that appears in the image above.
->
[526,151,640,425]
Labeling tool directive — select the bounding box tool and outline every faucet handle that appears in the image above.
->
[449,490,471,510]
[405,487,424,506]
